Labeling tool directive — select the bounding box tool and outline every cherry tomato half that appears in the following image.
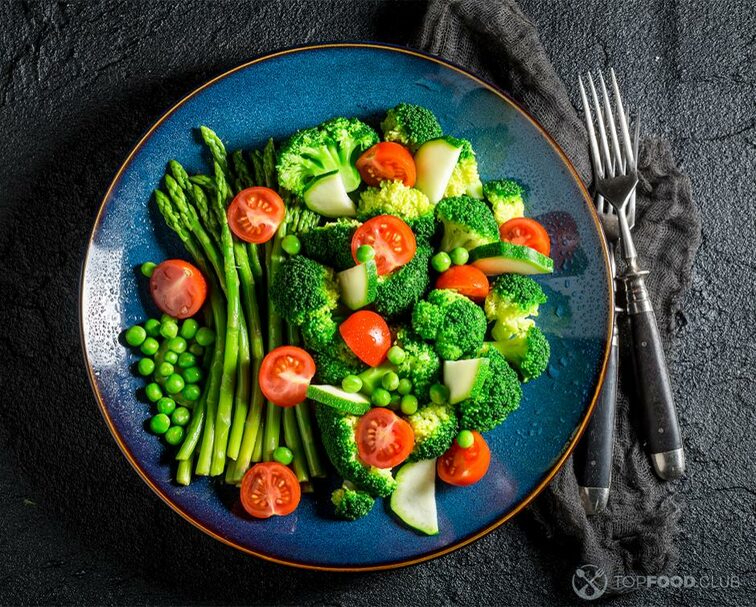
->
[149,259,207,320]
[240,462,301,518]
[435,265,490,302]
[356,142,417,187]
[227,186,285,244]
[339,310,391,367]
[437,431,491,486]
[499,217,551,257]
[351,215,416,275]
[356,408,415,469]
[259,346,316,407]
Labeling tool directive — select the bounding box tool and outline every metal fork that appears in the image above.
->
[581,69,685,482]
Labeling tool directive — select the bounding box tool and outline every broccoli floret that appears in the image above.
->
[277,117,378,196]
[380,103,442,151]
[315,405,397,497]
[270,256,339,326]
[406,213,438,245]
[300,308,339,352]
[443,138,483,199]
[412,289,487,361]
[407,403,459,461]
[489,325,550,382]
[331,482,375,520]
[374,244,432,319]
[485,273,547,340]
[394,328,441,401]
[458,345,522,432]
[358,180,433,220]
[312,347,367,385]
[435,195,499,252]
[483,179,525,225]
[299,219,361,271]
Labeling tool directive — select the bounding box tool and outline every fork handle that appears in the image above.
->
[624,271,685,480]
[574,320,618,513]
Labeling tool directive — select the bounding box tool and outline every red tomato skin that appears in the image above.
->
[438,431,491,486]
[149,259,207,319]
[356,408,415,469]
[356,142,417,187]
[240,462,301,518]
[259,346,316,407]
[499,217,552,257]
[227,187,285,244]
[339,311,391,367]
[435,266,490,302]
[351,215,417,275]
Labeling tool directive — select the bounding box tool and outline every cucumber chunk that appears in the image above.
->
[306,385,371,415]
[414,138,463,204]
[337,260,378,310]
[469,241,554,275]
[303,170,357,218]
[390,459,438,535]
[444,358,491,404]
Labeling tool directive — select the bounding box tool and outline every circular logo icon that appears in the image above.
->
[572,564,608,600]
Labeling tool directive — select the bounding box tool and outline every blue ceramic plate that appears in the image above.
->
[81,43,612,571]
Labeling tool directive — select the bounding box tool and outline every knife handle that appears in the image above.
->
[574,322,618,513]
[624,271,685,479]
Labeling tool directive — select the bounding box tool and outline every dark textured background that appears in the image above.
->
[0,1,754,605]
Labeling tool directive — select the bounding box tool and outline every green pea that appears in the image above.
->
[273,446,294,465]
[159,321,178,340]
[182,384,202,402]
[356,244,375,263]
[430,383,449,405]
[450,247,470,266]
[140,337,159,356]
[182,366,202,384]
[164,373,185,395]
[140,261,157,278]
[150,413,171,435]
[389,393,401,411]
[397,378,412,395]
[145,382,162,403]
[431,252,452,273]
[195,327,215,346]
[342,375,363,393]
[371,388,391,407]
[177,352,197,369]
[282,234,301,255]
[167,336,187,354]
[164,426,184,445]
[179,318,199,340]
[382,371,400,391]
[124,325,147,347]
[456,430,474,449]
[156,397,176,415]
[137,357,155,377]
[164,350,179,365]
[171,406,191,427]
[156,361,174,377]
[189,343,204,356]
[144,318,161,337]
[161,313,176,324]
[400,394,419,415]
[386,345,406,365]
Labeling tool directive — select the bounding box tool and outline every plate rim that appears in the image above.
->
[79,41,614,572]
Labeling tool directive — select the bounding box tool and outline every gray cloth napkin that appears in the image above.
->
[416,0,701,596]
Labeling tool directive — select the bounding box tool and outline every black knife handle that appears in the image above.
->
[575,329,618,490]
[624,271,684,476]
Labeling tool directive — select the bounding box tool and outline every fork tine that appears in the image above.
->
[578,75,606,213]
[628,112,641,226]
[587,73,613,177]
[611,68,635,169]
[598,71,623,177]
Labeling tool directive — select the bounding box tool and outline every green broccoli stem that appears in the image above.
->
[227,310,251,461]
[283,406,309,483]
[286,322,326,478]
[209,163,241,476]
[229,358,265,483]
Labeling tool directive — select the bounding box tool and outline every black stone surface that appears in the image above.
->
[0,1,753,605]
